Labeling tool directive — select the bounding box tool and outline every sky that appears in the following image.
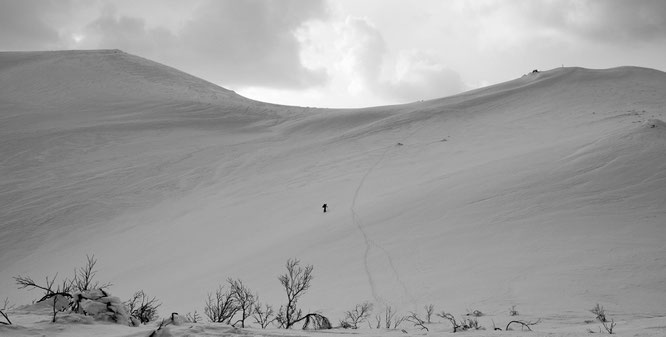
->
[1,0,665,108]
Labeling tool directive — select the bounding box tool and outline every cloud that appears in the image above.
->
[466,0,666,47]
[0,0,329,90]
[336,17,387,93]
[383,50,467,101]
[562,0,666,43]
[330,17,466,103]
[82,5,176,57]
[0,0,63,50]
[176,0,329,89]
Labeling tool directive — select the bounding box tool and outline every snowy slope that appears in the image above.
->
[1,51,666,336]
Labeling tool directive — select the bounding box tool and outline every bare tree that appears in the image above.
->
[71,255,111,292]
[204,285,238,323]
[277,258,313,329]
[407,312,429,331]
[253,302,276,329]
[125,290,161,324]
[227,278,256,328]
[0,298,12,325]
[342,302,373,329]
[424,304,434,323]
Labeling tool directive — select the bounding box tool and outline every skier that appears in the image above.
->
[322,203,328,213]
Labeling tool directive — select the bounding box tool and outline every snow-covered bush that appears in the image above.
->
[71,289,129,325]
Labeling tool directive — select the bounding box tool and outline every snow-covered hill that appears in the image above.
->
[1,51,665,336]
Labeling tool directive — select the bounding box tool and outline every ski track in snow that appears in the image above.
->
[350,146,390,303]
[350,123,430,307]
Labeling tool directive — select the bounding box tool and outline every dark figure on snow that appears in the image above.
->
[322,204,328,213]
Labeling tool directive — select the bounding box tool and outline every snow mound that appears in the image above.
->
[71,290,130,325]
[642,118,666,129]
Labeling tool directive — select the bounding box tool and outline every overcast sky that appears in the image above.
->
[2,0,665,108]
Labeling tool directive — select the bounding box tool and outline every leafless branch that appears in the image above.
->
[506,319,541,331]
[253,302,276,329]
[591,303,607,323]
[71,255,111,292]
[602,319,616,334]
[125,290,161,324]
[424,304,434,323]
[0,298,11,325]
[342,301,373,329]
[406,312,429,331]
[437,312,461,332]
[294,313,331,330]
[204,285,237,324]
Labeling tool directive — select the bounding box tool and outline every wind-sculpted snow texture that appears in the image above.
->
[1,51,666,336]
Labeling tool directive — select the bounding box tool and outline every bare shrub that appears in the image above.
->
[277,258,313,329]
[383,305,406,329]
[15,274,73,323]
[406,312,429,331]
[509,305,519,316]
[228,278,256,328]
[437,312,484,332]
[12,256,130,325]
[125,290,160,324]
[424,304,434,323]
[204,285,237,323]
[437,312,462,332]
[342,302,373,329]
[253,302,276,329]
[462,317,484,330]
[590,303,607,322]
